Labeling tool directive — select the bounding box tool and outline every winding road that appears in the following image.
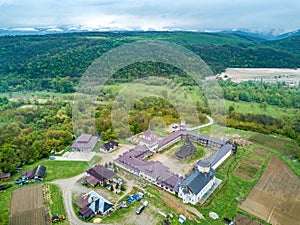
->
[51,173,95,225]
[187,115,214,131]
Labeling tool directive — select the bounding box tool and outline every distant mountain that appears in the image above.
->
[219,29,300,41]
[276,29,300,39]
[0,26,300,41]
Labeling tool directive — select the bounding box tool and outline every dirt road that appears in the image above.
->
[51,173,100,225]
[187,115,214,131]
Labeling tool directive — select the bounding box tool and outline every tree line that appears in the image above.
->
[220,79,299,108]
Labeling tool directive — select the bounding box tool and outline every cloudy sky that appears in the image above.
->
[0,0,299,33]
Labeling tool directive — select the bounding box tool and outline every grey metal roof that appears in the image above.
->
[184,131,210,140]
[29,165,46,179]
[206,143,232,168]
[101,141,118,151]
[179,168,215,195]
[184,131,226,146]
[71,135,98,150]
[198,159,211,168]
[77,134,92,143]
[0,173,11,179]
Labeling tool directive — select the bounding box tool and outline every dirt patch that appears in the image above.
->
[235,214,264,225]
[121,205,159,225]
[9,184,50,225]
[218,68,300,86]
[10,185,44,214]
[239,156,300,225]
[159,189,203,223]
[9,207,50,225]
[161,195,195,221]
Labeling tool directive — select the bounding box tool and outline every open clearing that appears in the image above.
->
[234,148,268,181]
[248,134,299,158]
[218,68,300,86]
[239,156,300,225]
[235,214,264,225]
[9,184,50,225]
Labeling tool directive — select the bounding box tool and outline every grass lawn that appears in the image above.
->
[88,155,102,166]
[248,133,299,158]
[48,184,70,225]
[0,185,18,225]
[198,124,257,140]
[226,100,297,119]
[19,159,90,182]
[193,145,271,225]
[186,145,205,163]
[100,198,139,224]
[0,158,90,225]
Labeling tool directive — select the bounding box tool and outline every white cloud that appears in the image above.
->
[0,0,299,33]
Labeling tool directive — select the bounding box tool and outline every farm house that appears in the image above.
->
[85,165,116,187]
[76,190,114,219]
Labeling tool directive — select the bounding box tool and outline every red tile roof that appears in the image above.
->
[86,175,99,186]
[86,165,115,183]
[158,130,182,149]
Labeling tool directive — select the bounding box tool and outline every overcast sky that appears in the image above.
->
[0,0,299,33]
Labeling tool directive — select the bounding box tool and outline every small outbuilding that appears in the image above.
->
[100,141,119,152]
[0,173,11,182]
[175,137,196,160]
[22,165,46,181]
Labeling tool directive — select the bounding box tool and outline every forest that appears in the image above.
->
[0,31,300,92]
[0,31,299,173]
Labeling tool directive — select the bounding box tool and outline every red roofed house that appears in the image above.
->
[85,165,116,187]
[71,134,98,151]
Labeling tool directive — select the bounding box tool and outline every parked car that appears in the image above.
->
[138,192,144,198]
[132,194,141,201]
[143,201,148,207]
[178,215,186,224]
[15,179,22,184]
[19,180,28,185]
[135,205,145,215]
[126,196,134,203]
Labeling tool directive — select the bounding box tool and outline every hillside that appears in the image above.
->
[0,31,300,92]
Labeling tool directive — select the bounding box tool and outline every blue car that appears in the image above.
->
[132,194,141,201]
[126,197,134,203]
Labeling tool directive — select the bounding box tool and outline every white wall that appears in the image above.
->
[212,151,231,170]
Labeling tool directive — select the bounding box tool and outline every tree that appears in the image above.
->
[228,105,235,114]
[120,184,125,191]
[103,180,107,187]
[110,185,114,192]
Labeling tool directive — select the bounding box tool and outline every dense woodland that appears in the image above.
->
[0,31,299,173]
[1,32,300,92]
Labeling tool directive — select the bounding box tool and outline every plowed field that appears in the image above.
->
[239,156,300,225]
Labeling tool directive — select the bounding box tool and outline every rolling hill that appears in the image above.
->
[0,31,299,92]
